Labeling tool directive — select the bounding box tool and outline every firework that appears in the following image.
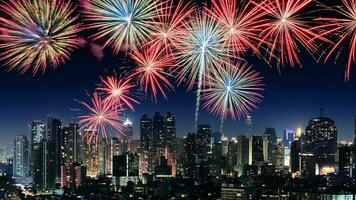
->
[78,93,124,144]
[96,75,139,111]
[201,62,264,131]
[315,0,356,80]
[0,0,80,74]
[175,12,233,128]
[208,0,266,56]
[129,46,174,100]
[146,0,195,55]
[254,0,327,67]
[82,0,160,53]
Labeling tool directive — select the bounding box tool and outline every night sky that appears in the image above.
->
[0,45,355,149]
[0,0,355,149]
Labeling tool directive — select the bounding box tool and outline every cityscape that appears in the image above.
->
[1,0,356,199]
[1,111,356,199]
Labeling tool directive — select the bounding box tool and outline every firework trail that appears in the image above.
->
[96,75,139,111]
[146,0,195,55]
[253,0,328,68]
[201,61,264,132]
[175,11,233,129]
[78,93,124,144]
[208,0,266,56]
[0,0,80,74]
[315,0,356,80]
[129,45,174,100]
[82,0,160,53]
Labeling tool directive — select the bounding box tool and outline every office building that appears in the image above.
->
[13,135,29,177]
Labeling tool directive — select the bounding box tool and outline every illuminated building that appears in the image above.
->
[13,135,29,177]
[140,114,152,151]
[237,135,250,166]
[264,128,277,162]
[196,124,211,183]
[165,112,176,150]
[183,133,196,179]
[290,129,303,173]
[338,145,353,177]
[123,118,133,153]
[304,114,338,165]
[153,112,165,148]
[83,130,99,178]
[283,130,294,148]
[250,135,268,166]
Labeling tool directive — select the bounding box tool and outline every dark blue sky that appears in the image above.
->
[0,45,355,149]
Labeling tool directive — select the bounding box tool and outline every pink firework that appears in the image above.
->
[315,0,356,80]
[96,76,139,111]
[78,93,124,144]
[129,46,174,100]
[253,0,328,67]
[146,0,195,55]
[208,0,266,56]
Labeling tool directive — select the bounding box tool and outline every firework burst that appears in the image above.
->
[201,62,264,131]
[0,0,80,74]
[315,0,356,80]
[254,0,327,67]
[78,93,124,144]
[146,0,195,55]
[96,75,139,111]
[208,0,266,56]
[82,0,160,53]
[175,12,233,128]
[129,46,174,100]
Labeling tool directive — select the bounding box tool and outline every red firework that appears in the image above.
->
[208,0,266,56]
[315,0,356,80]
[253,0,328,67]
[129,46,174,100]
[78,93,124,144]
[147,0,195,55]
[96,75,139,111]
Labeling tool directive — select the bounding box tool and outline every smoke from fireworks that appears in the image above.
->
[175,12,233,129]
[0,0,80,74]
[78,93,124,144]
[201,62,264,131]
[129,46,174,100]
[82,0,160,53]
[96,76,139,111]
[315,0,356,81]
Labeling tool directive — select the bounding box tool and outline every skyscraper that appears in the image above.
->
[123,118,133,152]
[264,128,277,162]
[13,135,29,177]
[183,133,196,179]
[237,135,250,166]
[140,114,152,151]
[283,130,294,148]
[196,124,211,183]
[290,133,302,173]
[28,121,45,175]
[46,116,62,180]
[250,135,268,166]
[165,112,176,150]
[153,112,165,148]
[304,116,338,165]
[338,145,353,177]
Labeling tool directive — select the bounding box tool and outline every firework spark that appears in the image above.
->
[201,62,264,131]
[82,0,160,53]
[254,0,327,67]
[97,76,139,111]
[129,46,174,100]
[146,0,195,55]
[175,12,233,128]
[0,0,80,74]
[208,0,266,56]
[315,0,356,80]
[78,93,124,144]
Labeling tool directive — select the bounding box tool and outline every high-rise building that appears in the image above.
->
[196,124,211,183]
[165,112,176,150]
[28,121,45,175]
[338,145,353,177]
[250,135,268,166]
[304,115,338,165]
[183,133,196,179]
[110,137,122,175]
[270,141,285,171]
[283,130,294,148]
[264,128,277,161]
[245,115,252,133]
[123,118,133,153]
[140,114,152,151]
[46,116,62,180]
[0,148,4,163]
[83,130,99,178]
[13,135,29,177]
[290,133,302,173]
[153,112,165,147]
[237,135,250,166]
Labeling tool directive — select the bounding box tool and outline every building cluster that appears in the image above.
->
[1,112,356,199]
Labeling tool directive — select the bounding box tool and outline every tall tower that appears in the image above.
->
[46,116,62,180]
[13,135,29,177]
[140,114,152,151]
[153,112,165,148]
[123,118,133,152]
[196,124,211,183]
[304,114,338,165]
[165,112,176,150]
